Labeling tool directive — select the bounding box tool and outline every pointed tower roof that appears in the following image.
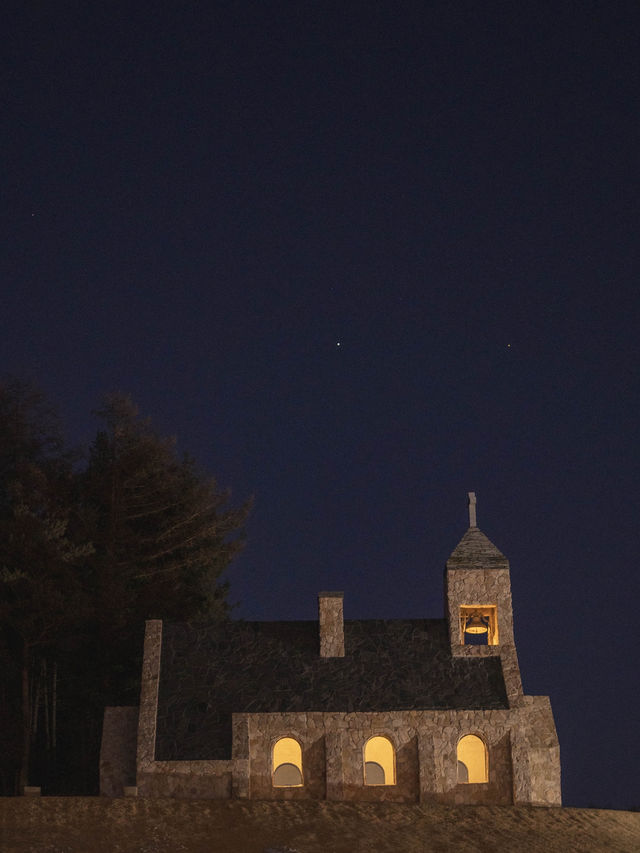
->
[446,492,510,569]
[446,526,509,569]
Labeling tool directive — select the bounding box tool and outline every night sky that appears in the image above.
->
[3,2,639,809]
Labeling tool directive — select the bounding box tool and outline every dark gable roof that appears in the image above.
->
[155,619,508,761]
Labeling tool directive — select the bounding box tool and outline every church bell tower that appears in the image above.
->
[444,493,524,706]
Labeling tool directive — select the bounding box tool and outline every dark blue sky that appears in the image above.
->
[3,1,639,809]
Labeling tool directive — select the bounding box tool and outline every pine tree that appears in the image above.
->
[0,384,250,793]
[0,379,91,792]
[80,393,250,701]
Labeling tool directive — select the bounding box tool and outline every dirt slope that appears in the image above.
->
[1,799,639,853]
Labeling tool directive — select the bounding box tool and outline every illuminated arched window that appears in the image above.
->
[364,736,396,786]
[272,737,303,787]
[457,734,488,784]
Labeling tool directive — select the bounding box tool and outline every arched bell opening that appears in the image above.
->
[459,605,498,645]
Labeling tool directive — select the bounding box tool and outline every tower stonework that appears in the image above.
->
[444,493,560,804]
[445,493,523,705]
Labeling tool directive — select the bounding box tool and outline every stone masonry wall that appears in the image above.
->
[446,568,524,704]
[512,696,562,806]
[99,707,138,796]
[136,619,162,787]
[246,710,514,804]
[135,620,250,798]
[318,592,345,657]
[137,761,234,798]
[134,702,560,805]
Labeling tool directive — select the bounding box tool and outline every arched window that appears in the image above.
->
[272,737,303,787]
[457,734,488,784]
[364,736,396,786]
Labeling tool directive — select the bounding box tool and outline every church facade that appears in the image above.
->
[100,494,561,805]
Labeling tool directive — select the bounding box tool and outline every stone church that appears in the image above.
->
[100,493,561,805]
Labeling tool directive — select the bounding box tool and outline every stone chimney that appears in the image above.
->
[318,591,345,657]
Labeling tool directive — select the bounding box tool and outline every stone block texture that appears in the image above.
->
[126,519,561,806]
[318,592,345,657]
[99,707,138,796]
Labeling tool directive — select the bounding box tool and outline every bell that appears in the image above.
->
[465,612,489,634]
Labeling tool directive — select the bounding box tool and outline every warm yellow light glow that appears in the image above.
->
[457,734,488,784]
[465,613,489,634]
[364,736,396,785]
[459,605,499,645]
[273,737,303,787]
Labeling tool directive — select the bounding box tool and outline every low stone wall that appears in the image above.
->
[100,707,138,797]
[132,703,560,805]
[137,762,234,798]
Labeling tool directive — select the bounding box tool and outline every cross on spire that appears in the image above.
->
[468,492,477,527]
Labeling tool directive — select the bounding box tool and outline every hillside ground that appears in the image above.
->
[1,798,640,853]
